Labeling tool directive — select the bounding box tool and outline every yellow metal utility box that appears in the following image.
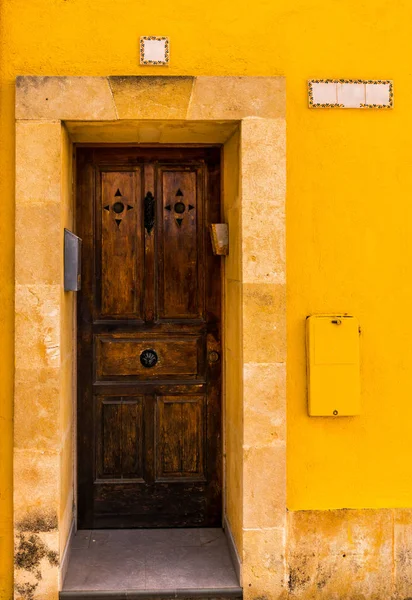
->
[306,315,360,416]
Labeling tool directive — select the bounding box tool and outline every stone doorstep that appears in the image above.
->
[59,588,243,600]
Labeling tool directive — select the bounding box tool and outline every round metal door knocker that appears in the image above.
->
[208,351,220,364]
[140,349,158,368]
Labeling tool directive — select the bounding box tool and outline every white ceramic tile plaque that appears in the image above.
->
[308,80,393,109]
[365,82,392,107]
[311,82,338,106]
[140,36,169,65]
[337,82,365,107]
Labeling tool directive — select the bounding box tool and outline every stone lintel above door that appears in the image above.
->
[16,75,285,121]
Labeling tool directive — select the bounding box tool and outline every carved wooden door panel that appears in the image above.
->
[76,147,221,528]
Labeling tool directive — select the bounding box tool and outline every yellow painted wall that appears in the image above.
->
[1,0,412,594]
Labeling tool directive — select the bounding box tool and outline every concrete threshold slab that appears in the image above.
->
[60,528,242,599]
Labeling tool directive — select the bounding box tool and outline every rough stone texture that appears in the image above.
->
[241,118,286,283]
[14,119,73,600]
[15,284,61,370]
[231,504,412,600]
[14,368,60,451]
[242,283,287,364]
[241,118,286,210]
[238,114,287,599]
[15,76,286,122]
[287,509,394,600]
[244,443,286,529]
[243,209,285,285]
[14,529,59,600]
[243,362,286,447]
[14,451,60,525]
[394,509,412,599]
[16,121,62,203]
[16,76,117,120]
[243,528,287,600]
[188,76,286,119]
[109,76,194,119]
[15,203,61,285]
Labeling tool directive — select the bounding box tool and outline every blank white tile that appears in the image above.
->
[365,83,391,106]
[141,37,168,64]
[311,82,337,105]
[337,83,365,108]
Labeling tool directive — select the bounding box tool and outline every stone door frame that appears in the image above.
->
[14,75,286,600]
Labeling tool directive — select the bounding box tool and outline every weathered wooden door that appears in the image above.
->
[76,147,222,528]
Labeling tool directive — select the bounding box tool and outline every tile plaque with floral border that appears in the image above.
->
[308,79,393,109]
[140,36,170,66]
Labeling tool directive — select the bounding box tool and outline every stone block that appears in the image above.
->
[14,451,59,528]
[14,530,59,600]
[243,443,286,529]
[243,283,286,363]
[15,202,61,285]
[14,368,60,451]
[241,121,286,284]
[241,117,286,211]
[16,121,62,203]
[243,362,286,446]
[15,284,60,370]
[16,76,117,120]
[243,527,287,600]
[109,76,194,119]
[242,209,285,284]
[188,77,286,120]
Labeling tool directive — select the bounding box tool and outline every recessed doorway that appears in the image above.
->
[76,146,223,529]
